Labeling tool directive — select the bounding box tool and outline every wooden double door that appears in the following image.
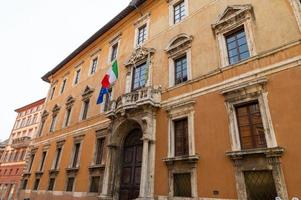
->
[119,129,143,200]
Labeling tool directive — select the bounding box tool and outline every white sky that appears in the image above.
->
[0,0,131,141]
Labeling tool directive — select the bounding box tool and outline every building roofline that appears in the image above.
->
[14,98,46,113]
[41,0,146,83]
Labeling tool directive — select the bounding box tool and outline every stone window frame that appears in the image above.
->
[59,77,68,95]
[49,104,60,133]
[133,12,151,48]
[91,129,107,166]
[80,86,94,121]
[88,175,102,194]
[65,176,76,192]
[164,100,196,158]
[212,5,257,68]
[47,177,56,191]
[107,33,121,65]
[101,87,114,113]
[168,169,197,199]
[37,110,48,137]
[89,53,100,76]
[62,96,75,128]
[289,0,301,32]
[68,134,85,169]
[38,144,50,172]
[49,85,56,100]
[73,66,82,86]
[167,0,189,26]
[50,140,65,171]
[165,33,193,88]
[221,77,277,151]
[124,47,155,93]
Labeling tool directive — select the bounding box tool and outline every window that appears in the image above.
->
[225,28,250,65]
[74,69,81,85]
[81,100,90,120]
[103,88,112,112]
[212,5,256,67]
[174,55,188,85]
[137,24,147,46]
[21,118,26,127]
[89,176,100,193]
[14,120,20,129]
[244,171,277,199]
[173,173,191,197]
[26,116,31,126]
[290,0,301,32]
[110,43,118,62]
[95,138,105,165]
[66,177,75,192]
[50,87,55,100]
[33,178,40,190]
[39,151,47,171]
[60,79,67,94]
[132,62,147,91]
[174,118,189,156]
[49,115,57,132]
[48,178,55,191]
[22,179,28,190]
[235,101,267,149]
[32,114,38,124]
[27,154,35,172]
[72,143,81,168]
[64,108,72,127]
[53,147,62,170]
[90,58,98,75]
[38,120,45,136]
[173,0,186,24]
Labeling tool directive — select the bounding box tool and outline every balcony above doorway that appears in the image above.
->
[106,86,161,117]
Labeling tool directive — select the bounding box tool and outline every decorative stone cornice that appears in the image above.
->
[41,110,49,121]
[65,96,75,109]
[52,104,61,116]
[125,47,155,67]
[212,4,254,34]
[226,146,285,160]
[56,139,66,148]
[82,86,94,101]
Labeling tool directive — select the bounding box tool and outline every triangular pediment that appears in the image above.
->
[212,5,253,29]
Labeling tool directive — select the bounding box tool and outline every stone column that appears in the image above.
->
[139,137,150,198]
[100,144,117,200]
[268,157,289,200]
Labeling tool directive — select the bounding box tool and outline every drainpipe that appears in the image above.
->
[129,0,144,17]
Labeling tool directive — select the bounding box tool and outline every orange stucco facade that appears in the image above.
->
[19,0,301,200]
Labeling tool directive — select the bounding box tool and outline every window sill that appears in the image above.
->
[66,167,79,176]
[88,164,105,173]
[167,80,191,92]
[226,146,284,160]
[48,169,59,176]
[163,155,199,166]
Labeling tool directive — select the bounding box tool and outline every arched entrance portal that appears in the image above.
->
[119,129,143,200]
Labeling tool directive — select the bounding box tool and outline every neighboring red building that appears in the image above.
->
[0,98,45,200]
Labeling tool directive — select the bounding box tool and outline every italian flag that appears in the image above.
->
[97,60,118,104]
